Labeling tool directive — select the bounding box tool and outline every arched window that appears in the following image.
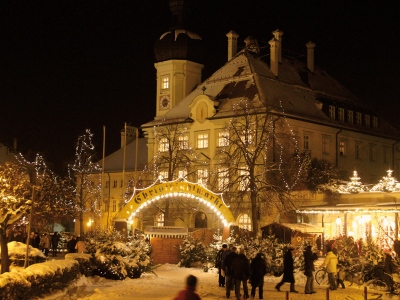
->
[155,212,164,227]
[195,212,207,228]
[238,213,252,231]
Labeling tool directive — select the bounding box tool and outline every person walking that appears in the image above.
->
[321,246,338,290]
[50,231,60,257]
[174,274,201,300]
[275,246,298,293]
[384,251,399,293]
[231,248,250,300]
[75,237,86,253]
[216,244,228,287]
[249,252,267,299]
[303,245,318,294]
[316,235,322,255]
[39,233,51,257]
[67,235,77,253]
[223,246,238,299]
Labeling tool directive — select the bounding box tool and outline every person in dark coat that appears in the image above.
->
[51,231,60,257]
[174,274,201,300]
[67,235,77,253]
[231,248,250,300]
[223,246,237,299]
[384,251,399,293]
[275,246,298,293]
[216,244,228,287]
[250,252,267,299]
[303,245,318,294]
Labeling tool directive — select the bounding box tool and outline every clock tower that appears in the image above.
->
[154,0,204,118]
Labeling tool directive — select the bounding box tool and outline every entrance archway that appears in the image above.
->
[115,179,235,226]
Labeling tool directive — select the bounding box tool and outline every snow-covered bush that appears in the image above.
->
[0,241,46,268]
[84,230,152,280]
[177,236,208,268]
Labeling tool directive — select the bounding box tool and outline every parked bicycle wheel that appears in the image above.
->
[315,269,329,286]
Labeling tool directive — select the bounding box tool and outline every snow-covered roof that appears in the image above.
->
[262,222,324,234]
[142,47,400,139]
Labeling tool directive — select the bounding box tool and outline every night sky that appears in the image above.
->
[2,0,399,174]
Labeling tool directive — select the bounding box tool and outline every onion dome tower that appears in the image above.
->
[154,0,204,118]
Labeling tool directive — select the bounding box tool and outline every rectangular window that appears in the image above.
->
[178,169,187,178]
[105,181,109,188]
[159,137,169,152]
[197,168,209,184]
[239,169,249,191]
[372,116,378,128]
[364,115,371,127]
[329,106,336,119]
[339,141,346,156]
[159,171,168,180]
[112,199,117,212]
[355,142,361,160]
[322,135,330,154]
[197,133,209,149]
[369,144,376,162]
[218,131,229,147]
[356,112,362,125]
[113,180,117,188]
[104,200,109,212]
[347,110,354,124]
[303,134,310,150]
[217,167,229,191]
[120,180,123,188]
[338,108,345,122]
[178,135,189,150]
[161,76,169,90]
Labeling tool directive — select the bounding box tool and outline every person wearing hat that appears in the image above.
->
[275,246,298,293]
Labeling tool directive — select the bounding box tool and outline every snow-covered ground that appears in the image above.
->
[37,261,396,300]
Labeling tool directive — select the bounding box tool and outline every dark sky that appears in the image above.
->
[2,0,400,174]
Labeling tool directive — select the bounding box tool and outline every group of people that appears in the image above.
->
[28,231,60,257]
[215,244,267,300]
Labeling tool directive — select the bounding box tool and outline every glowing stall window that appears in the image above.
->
[351,215,371,241]
[156,212,165,227]
[335,217,342,237]
[378,216,395,250]
[238,213,252,231]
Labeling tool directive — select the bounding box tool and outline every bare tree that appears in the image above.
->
[69,129,102,236]
[213,99,308,236]
[146,123,197,226]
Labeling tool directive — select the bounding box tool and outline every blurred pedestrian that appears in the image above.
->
[303,245,318,294]
[67,235,77,253]
[174,274,201,300]
[75,237,86,253]
[216,244,228,287]
[321,246,338,290]
[224,246,237,298]
[40,233,50,257]
[232,248,250,300]
[275,246,298,293]
[51,231,60,257]
[249,252,267,299]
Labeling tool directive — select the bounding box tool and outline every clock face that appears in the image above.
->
[160,95,170,110]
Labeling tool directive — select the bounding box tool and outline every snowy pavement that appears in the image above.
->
[37,263,397,300]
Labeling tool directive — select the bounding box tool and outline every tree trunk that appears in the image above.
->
[0,227,10,274]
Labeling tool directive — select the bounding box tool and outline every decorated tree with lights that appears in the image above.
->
[213,99,308,235]
[69,129,102,237]
[0,160,32,273]
[145,123,197,226]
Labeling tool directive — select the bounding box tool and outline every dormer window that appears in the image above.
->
[364,115,371,127]
[338,108,345,122]
[372,116,378,128]
[329,106,335,119]
[356,112,362,125]
[347,110,353,124]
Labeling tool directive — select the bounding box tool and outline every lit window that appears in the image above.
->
[178,169,187,178]
[322,136,330,154]
[339,141,346,156]
[178,135,189,150]
[217,167,229,191]
[338,108,345,122]
[240,130,253,145]
[372,116,378,128]
[104,200,109,212]
[159,137,169,152]
[156,213,164,227]
[347,110,353,124]
[238,213,252,231]
[356,112,362,125]
[218,131,229,147]
[239,169,249,191]
[159,171,168,180]
[304,134,310,150]
[197,168,209,184]
[197,133,208,149]
[329,106,335,119]
[364,115,370,127]
[161,76,169,90]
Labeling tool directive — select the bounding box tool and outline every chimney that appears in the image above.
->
[306,41,316,72]
[272,29,283,63]
[269,38,279,77]
[226,30,239,61]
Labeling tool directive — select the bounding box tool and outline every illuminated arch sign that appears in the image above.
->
[117,180,235,225]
